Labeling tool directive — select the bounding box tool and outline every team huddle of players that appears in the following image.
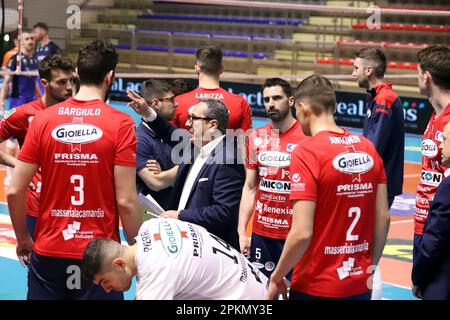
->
[1,36,449,300]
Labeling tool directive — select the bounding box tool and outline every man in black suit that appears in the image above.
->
[128,90,244,249]
[412,121,450,299]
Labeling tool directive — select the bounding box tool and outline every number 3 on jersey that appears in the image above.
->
[346,207,361,241]
[70,175,84,206]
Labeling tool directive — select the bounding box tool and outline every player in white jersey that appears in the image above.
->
[82,218,268,300]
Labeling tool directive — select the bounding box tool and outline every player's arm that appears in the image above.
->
[237,168,258,255]
[7,160,39,260]
[114,165,141,245]
[0,149,17,167]
[265,200,315,300]
[366,100,394,156]
[0,74,12,111]
[138,165,178,191]
[372,183,390,267]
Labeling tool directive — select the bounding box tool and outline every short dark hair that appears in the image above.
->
[294,75,336,114]
[141,79,173,102]
[263,78,292,97]
[81,238,119,282]
[77,40,118,86]
[195,45,223,75]
[38,54,75,81]
[417,46,450,91]
[202,99,229,134]
[171,78,191,96]
[355,48,387,78]
[33,22,48,31]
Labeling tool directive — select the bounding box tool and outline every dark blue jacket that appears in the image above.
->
[363,83,404,201]
[412,175,450,299]
[144,115,244,250]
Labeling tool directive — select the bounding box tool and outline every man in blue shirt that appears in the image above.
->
[33,22,61,63]
[33,22,61,95]
[353,48,404,209]
[0,30,40,111]
[352,47,404,300]
[136,79,177,211]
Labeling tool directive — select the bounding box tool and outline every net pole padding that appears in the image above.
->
[15,0,23,73]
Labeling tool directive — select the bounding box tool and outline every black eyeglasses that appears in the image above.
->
[187,114,213,122]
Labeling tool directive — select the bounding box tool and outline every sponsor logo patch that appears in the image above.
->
[154,219,188,258]
[421,170,443,187]
[258,151,291,168]
[259,178,290,194]
[421,139,438,158]
[332,151,374,174]
[51,123,103,144]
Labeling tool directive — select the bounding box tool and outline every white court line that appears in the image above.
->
[391,219,414,225]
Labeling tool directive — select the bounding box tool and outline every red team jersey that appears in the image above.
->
[0,98,46,217]
[172,87,252,131]
[289,130,386,298]
[415,105,450,235]
[19,98,136,259]
[247,121,306,239]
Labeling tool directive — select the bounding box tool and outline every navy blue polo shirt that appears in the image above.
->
[36,41,61,62]
[136,122,175,210]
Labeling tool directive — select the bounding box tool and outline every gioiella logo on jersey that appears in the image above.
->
[51,123,103,144]
[155,220,189,258]
[332,151,374,174]
[257,151,291,168]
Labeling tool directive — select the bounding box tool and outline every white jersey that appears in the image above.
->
[134,218,268,300]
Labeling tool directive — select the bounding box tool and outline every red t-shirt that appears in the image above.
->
[19,98,136,259]
[289,130,386,298]
[415,105,450,235]
[172,87,252,131]
[247,121,306,239]
[0,98,46,217]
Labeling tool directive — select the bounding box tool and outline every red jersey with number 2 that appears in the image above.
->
[289,130,386,298]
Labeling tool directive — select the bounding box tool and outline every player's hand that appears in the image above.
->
[239,235,251,258]
[264,276,288,300]
[160,210,180,219]
[146,160,162,174]
[15,235,33,268]
[126,89,152,118]
[412,285,423,299]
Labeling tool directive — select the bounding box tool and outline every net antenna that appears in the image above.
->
[15,0,23,73]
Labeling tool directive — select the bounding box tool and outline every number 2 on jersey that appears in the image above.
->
[346,207,361,241]
[70,175,84,206]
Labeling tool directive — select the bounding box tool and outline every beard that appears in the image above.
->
[419,82,431,97]
[267,107,290,123]
[357,77,370,90]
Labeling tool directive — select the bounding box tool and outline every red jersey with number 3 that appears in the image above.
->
[247,121,306,239]
[19,98,136,259]
[0,98,46,217]
[289,130,386,298]
[415,105,450,235]
[172,87,252,131]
